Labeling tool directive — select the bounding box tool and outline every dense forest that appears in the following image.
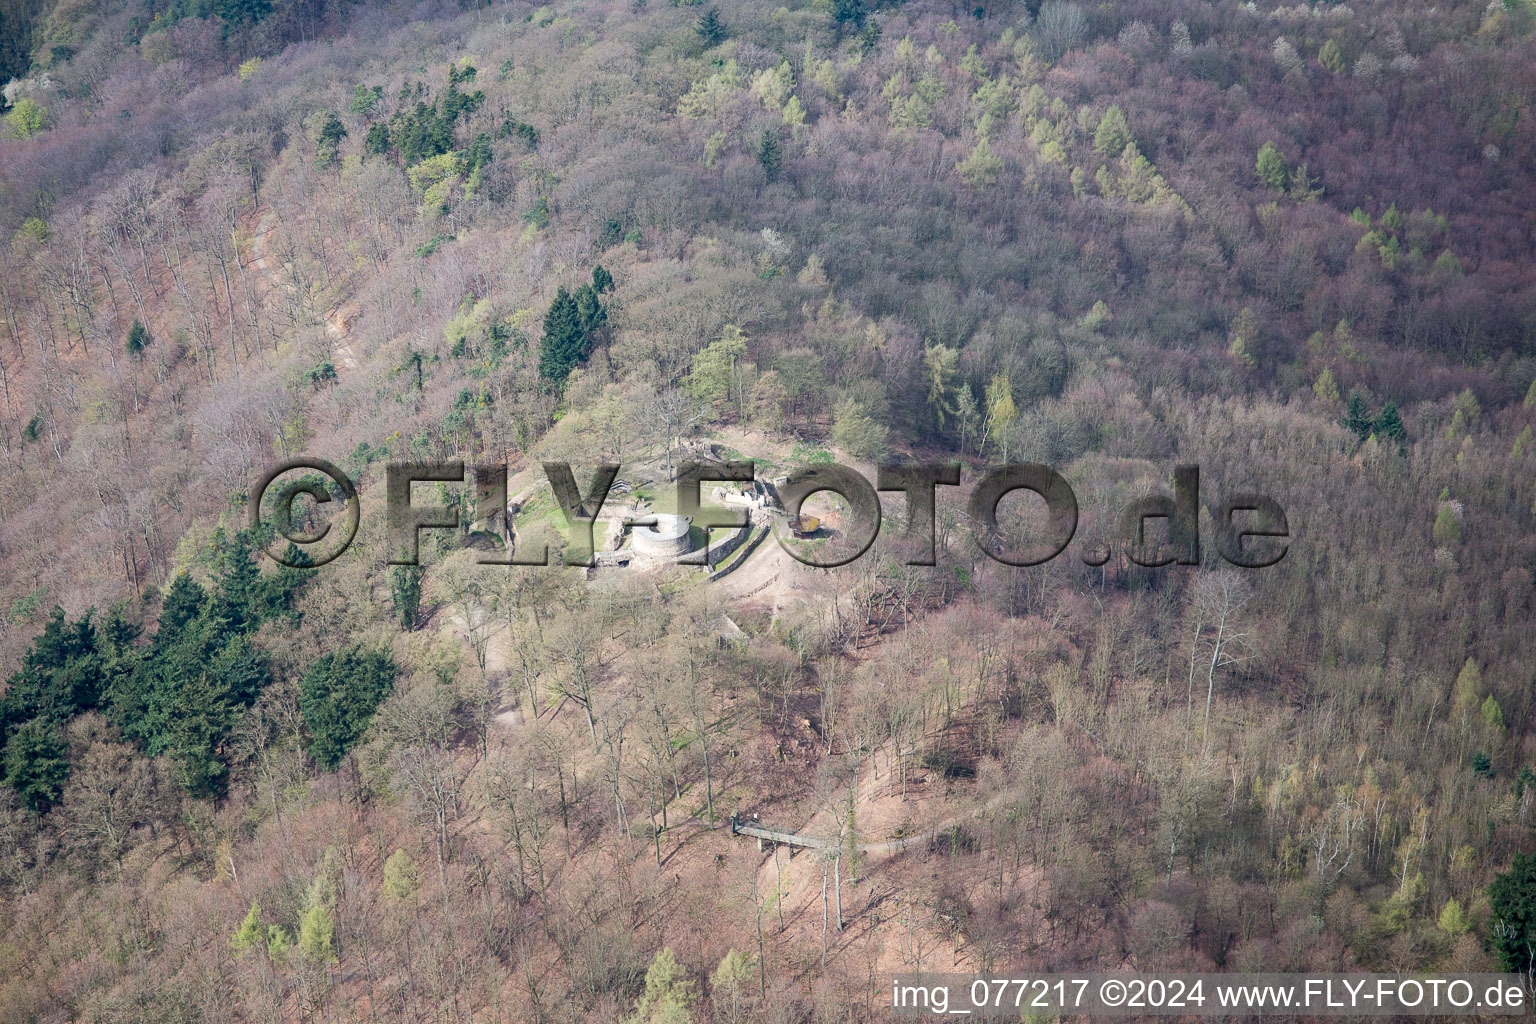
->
[1,0,1535,1020]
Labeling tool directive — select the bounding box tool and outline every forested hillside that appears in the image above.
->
[1,0,1535,1020]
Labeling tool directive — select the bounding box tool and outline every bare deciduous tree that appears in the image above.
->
[1190,570,1256,754]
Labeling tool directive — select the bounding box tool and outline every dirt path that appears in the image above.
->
[249,211,359,371]
[853,791,1015,855]
[709,532,802,612]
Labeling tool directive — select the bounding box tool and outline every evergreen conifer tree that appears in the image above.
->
[298,904,336,963]
[1313,366,1340,404]
[1,719,69,811]
[1094,105,1131,155]
[1374,400,1407,447]
[539,286,584,386]
[231,902,265,952]
[695,7,726,46]
[158,573,206,638]
[1256,141,1288,191]
[1340,391,1374,441]
[126,319,151,354]
[756,129,781,181]
[299,646,397,768]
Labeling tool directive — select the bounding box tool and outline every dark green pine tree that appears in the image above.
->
[159,652,259,795]
[212,529,263,633]
[391,101,455,164]
[832,0,867,29]
[2,718,70,812]
[213,0,273,26]
[364,122,391,156]
[391,564,424,630]
[574,283,606,338]
[126,319,151,355]
[466,132,493,174]
[1340,391,1374,441]
[756,129,782,181]
[315,112,347,167]
[1,607,104,728]
[539,286,585,386]
[1489,852,1536,973]
[1374,400,1407,446]
[98,601,142,664]
[592,264,614,294]
[299,646,398,769]
[96,602,143,705]
[695,6,726,46]
[158,573,207,639]
[440,80,485,123]
[262,544,314,622]
[110,611,272,797]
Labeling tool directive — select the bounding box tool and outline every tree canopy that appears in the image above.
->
[298,645,397,769]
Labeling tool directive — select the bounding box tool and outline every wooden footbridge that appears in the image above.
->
[729,812,834,851]
[730,797,1008,858]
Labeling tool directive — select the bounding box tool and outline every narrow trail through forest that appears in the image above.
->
[249,210,360,371]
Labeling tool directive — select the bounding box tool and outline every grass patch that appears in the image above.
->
[658,569,704,596]
[711,526,763,574]
[630,482,678,515]
[789,442,834,466]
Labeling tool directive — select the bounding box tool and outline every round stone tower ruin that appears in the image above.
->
[631,513,693,560]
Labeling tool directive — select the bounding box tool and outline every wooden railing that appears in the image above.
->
[729,813,833,850]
